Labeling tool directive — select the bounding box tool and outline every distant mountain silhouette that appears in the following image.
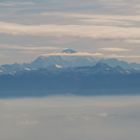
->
[0,49,140,75]
[0,49,140,97]
[0,61,140,98]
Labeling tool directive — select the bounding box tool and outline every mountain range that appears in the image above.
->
[0,49,140,97]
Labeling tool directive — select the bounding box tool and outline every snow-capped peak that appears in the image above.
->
[62,48,77,54]
[55,64,63,69]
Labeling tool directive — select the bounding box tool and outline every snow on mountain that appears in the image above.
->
[30,49,98,69]
[62,48,77,54]
[0,49,140,75]
[73,62,131,75]
[100,58,140,70]
[55,64,63,69]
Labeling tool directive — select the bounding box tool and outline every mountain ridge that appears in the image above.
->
[0,49,140,97]
[0,61,140,97]
[0,49,140,75]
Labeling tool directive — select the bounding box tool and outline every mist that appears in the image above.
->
[1,95,140,140]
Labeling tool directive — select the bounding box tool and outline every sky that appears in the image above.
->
[0,0,140,64]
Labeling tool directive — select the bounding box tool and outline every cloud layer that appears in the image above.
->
[0,22,140,40]
[1,96,140,140]
[0,0,139,64]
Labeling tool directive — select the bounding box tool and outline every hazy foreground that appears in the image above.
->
[1,96,140,140]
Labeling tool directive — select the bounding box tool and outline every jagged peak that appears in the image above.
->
[61,48,77,54]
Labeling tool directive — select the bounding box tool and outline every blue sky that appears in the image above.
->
[0,0,140,64]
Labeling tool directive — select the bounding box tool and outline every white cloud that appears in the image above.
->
[98,112,109,118]
[41,52,103,57]
[125,39,140,44]
[0,22,140,40]
[0,44,60,51]
[41,12,140,22]
[100,47,130,52]
[107,54,140,59]
[17,120,39,126]
[0,1,34,7]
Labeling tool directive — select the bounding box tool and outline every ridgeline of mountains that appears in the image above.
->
[0,49,140,97]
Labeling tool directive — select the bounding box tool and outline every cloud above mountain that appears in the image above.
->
[0,22,140,40]
[0,0,139,64]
